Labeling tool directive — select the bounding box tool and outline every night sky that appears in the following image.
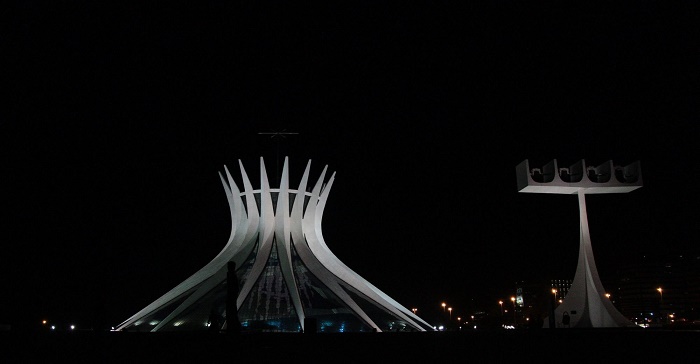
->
[4,1,699,330]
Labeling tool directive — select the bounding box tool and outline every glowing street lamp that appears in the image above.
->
[441,302,446,312]
[657,287,664,321]
[605,293,611,299]
[499,300,504,315]
[511,297,517,327]
[412,308,418,314]
[448,307,453,320]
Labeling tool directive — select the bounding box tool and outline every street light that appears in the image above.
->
[499,300,504,315]
[441,302,446,312]
[657,287,664,323]
[605,293,611,299]
[448,307,453,320]
[511,297,517,327]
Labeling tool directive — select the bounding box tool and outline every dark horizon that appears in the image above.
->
[4,1,699,331]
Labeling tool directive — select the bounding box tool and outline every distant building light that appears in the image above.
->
[70,325,75,330]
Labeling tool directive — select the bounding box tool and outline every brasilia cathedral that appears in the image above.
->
[115,157,434,333]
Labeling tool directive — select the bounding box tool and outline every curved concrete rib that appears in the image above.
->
[236,158,275,307]
[230,160,261,271]
[274,157,306,328]
[298,164,380,331]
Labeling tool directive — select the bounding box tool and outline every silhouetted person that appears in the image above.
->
[226,261,241,334]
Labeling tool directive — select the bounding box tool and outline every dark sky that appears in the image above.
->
[4,1,699,330]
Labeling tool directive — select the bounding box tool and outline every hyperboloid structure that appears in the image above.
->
[115,157,433,333]
[516,159,642,328]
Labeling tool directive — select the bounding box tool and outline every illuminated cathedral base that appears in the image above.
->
[517,159,641,328]
[115,157,433,333]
